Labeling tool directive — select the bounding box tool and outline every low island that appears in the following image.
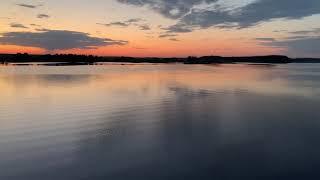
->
[0,53,319,66]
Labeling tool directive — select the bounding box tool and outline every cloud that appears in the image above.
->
[162,23,193,33]
[273,30,288,33]
[117,0,218,19]
[285,36,313,40]
[118,0,320,33]
[35,28,51,31]
[255,38,276,42]
[169,38,180,41]
[98,22,129,27]
[126,18,143,23]
[289,28,320,35]
[159,34,177,38]
[0,30,128,50]
[158,33,180,41]
[257,36,320,57]
[173,0,320,32]
[139,24,151,30]
[37,14,50,19]
[98,18,151,31]
[97,18,144,27]
[16,3,39,8]
[10,23,28,28]
[30,24,40,27]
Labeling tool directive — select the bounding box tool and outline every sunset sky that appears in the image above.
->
[0,0,319,57]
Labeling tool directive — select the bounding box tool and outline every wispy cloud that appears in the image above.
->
[162,24,193,33]
[255,38,276,42]
[289,28,320,35]
[285,36,313,40]
[16,3,40,9]
[97,22,129,27]
[37,14,50,19]
[126,18,143,23]
[139,24,151,30]
[98,18,144,27]
[10,23,28,28]
[30,24,40,27]
[159,34,177,38]
[97,18,151,31]
[35,28,51,32]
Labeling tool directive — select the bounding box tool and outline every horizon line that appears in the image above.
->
[1,53,319,59]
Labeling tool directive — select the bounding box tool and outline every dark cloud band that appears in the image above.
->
[118,0,320,32]
[16,3,39,8]
[0,30,128,50]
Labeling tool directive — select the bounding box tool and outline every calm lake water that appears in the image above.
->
[0,64,320,180]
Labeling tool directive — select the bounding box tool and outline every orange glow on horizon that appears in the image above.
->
[0,45,44,55]
[0,40,283,57]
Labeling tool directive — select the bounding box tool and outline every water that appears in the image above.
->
[0,64,320,180]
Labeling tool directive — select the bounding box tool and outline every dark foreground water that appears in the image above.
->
[0,64,320,180]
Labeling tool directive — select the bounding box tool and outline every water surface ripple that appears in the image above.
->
[0,64,320,179]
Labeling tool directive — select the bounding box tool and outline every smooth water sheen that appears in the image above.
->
[0,64,320,180]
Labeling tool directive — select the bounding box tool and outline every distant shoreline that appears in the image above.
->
[1,53,319,66]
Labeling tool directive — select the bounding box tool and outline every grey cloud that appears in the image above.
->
[118,0,320,33]
[158,33,180,41]
[180,0,320,30]
[163,23,193,33]
[259,36,320,57]
[37,14,50,19]
[255,38,276,42]
[10,23,28,28]
[290,28,320,35]
[0,30,128,50]
[30,24,40,26]
[98,18,151,31]
[16,3,39,8]
[117,0,218,19]
[97,18,144,27]
[291,30,316,34]
[285,36,313,40]
[126,18,143,23]
[98,22,129,27]
[273,30,288,33]
[159,34,177,38]
[139,24,151,30]
[214,23,239,29]
[232,0,320,28]
[35,28,51,31]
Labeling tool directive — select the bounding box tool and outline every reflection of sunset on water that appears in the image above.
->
[1,64,320,179]
[1,64,319,102]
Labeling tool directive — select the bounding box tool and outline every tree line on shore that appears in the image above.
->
[0,53,318,65]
